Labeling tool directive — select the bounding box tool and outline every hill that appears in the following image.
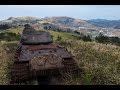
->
[2,16,120,38]
[87,19,120,29]
[0,16,97,31]
[44,16,96,29]
[0,16,42,25]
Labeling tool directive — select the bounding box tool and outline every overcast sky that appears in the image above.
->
[0,5,120,20]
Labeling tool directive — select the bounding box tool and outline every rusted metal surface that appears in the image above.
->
[22,43,61,50]
[18,44,72,62]
[21,31,53,44]
[29,53,64,71]
[11,24,79,83]
[11,62,30,83]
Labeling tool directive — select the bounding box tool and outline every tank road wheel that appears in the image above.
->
[62,58,80,75]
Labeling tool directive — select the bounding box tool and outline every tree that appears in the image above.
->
[0,24,11,30]
[74,30,80,34]
[82,35,92,42]
[95,33,109,43]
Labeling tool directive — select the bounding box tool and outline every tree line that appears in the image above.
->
[74,31,120,46]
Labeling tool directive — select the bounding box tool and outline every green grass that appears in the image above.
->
[49,30,80,41]
[6,27,23,34]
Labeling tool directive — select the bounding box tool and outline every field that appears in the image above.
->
[113,31,120,37]
[1,27,120,85]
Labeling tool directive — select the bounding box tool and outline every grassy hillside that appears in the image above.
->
[4,27,80,41]
[49,30,80,41]
[58,40,120,85]
[1,27,120,85]
[0,41,18,85]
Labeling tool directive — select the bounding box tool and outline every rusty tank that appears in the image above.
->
[11,24,79,84]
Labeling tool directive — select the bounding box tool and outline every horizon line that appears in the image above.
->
[0,16,120,21]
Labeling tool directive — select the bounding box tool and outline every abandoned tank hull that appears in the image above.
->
[11,24,79,84]
[11,43,79,83]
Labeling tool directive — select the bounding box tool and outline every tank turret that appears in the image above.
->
[21,24,53,44]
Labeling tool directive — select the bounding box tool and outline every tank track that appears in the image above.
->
[62,58,79,75]
[11,51,79,83]
[11,45,31,83]
[11,62,30,83]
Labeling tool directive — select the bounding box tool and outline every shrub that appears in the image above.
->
[81,35,92,42]
[56,35,62,41]
[0,32,20,41]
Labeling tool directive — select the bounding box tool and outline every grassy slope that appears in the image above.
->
[1,28,120,85]
[49,30,80,41]
[0,41,18,85]
[59,40,120,85]
[6,27,24,34]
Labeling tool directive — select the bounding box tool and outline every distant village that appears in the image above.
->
[76,27,119,38]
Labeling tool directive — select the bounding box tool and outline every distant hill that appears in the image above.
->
[1,16,120,35]
[0,16,42,25]
[0,16,97,31]
[44,16,96,29]
[87,19,120,29]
